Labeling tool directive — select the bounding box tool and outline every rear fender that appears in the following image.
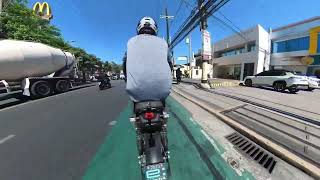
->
[144,133,164,165]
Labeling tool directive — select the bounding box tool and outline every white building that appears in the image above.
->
[270,17,320,76]
[212,25,270,80]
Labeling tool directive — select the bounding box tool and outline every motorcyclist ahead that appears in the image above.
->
[123,17,173,83]
[176,68,182,83]
[123,17,172,106]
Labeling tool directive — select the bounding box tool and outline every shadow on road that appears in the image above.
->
[0,99,28,110]
[0,84,96,111]
[253,86,296,94]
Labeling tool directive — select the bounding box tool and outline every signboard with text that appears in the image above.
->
[202,30,212,61]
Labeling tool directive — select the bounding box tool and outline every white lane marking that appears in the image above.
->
[108,121,117,126]
[0,134,15,145]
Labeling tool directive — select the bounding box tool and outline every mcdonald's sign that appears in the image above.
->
[33,2,53,20]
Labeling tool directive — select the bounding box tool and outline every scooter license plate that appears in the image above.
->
[145,163,166,180]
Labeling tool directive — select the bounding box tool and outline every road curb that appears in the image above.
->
[172,87,320,179]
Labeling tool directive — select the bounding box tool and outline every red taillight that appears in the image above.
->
[144,112,155,120]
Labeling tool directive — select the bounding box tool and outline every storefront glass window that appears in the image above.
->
[221,47,245,57]
[272,36,309,53]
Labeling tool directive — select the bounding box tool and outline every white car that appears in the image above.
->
[244,70,309,93]
[300,76,320,91]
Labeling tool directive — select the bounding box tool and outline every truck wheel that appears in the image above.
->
[30,81,52,98]
[273,82,286,92]
[244,79,252,87]
[55,80,70,93]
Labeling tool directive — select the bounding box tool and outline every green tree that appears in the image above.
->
[0,0,106,81]
[111,61,122,73]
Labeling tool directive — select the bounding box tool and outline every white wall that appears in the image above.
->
[271,18,320,40]
[257,25,271,73]
[213,52,257,66]
[191,68,202,79]
[214,26,259,52]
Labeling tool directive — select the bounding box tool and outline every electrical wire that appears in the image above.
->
[171,0,230,49]
[170,0,184,27]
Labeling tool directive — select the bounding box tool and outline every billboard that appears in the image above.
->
[177,56,188,61]
[202,30,212,61]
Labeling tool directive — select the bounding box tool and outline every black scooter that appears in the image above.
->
[130,101,171,180]
[98,79,111,90]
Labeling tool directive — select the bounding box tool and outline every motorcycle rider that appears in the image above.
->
[124,17,172,158]
[176,68,182,83]
[123,17,172,106]
[99,73,110,88]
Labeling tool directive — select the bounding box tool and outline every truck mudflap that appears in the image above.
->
[21,78,31,96]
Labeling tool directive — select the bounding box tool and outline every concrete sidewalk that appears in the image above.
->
[182,78,241,88]
[172,84,318,179]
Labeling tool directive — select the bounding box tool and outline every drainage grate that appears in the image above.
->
[226,132,277,173]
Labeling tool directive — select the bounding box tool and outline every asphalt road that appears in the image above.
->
[0,81,129,180]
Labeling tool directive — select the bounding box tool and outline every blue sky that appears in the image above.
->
[28,0,320,64]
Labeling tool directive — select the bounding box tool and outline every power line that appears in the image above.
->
[217,11,243,33]
[170,0,194,33]
[170,0,230,49]
[170,0,184,27]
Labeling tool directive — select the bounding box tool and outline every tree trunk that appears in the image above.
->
[82,70,86,83]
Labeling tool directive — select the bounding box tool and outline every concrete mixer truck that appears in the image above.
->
[0,39,78,99]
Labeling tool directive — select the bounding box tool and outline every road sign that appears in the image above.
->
[177,56,188,61]
[202,30,212,61]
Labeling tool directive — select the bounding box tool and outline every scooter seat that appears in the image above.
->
[134,101,164,113]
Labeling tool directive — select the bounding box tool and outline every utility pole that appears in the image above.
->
[160,8,174,71]
[186,35,192,78]
[198,0,210,85]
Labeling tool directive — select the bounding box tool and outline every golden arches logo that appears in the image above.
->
[33,2,53,20]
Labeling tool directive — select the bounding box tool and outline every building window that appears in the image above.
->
[221,47,245,57]
[248,44,256,52]
[272,36,309,53]
[196,70,198,75]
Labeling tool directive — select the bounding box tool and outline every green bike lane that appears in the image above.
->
[83,97,255,180]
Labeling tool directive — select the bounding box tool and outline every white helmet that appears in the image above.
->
[137,17,158,35]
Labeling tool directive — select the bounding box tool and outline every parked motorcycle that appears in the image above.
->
[130,101,171,180]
